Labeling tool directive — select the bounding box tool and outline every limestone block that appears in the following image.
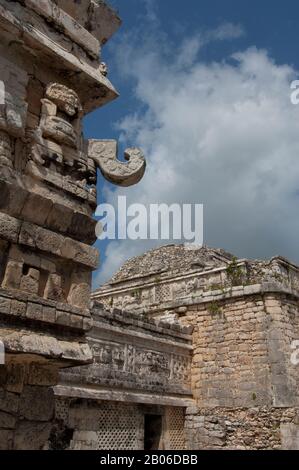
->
[56,310,70,326]
[83,317,93,331]
[69,314,83,330]
[0,392,19,414]
[280,423,299,450]
[25,0,101,58]
[19,221,98,268]
[42,305,56,323]
[0,411,16,429]
[2,261,23,290]
[20,268,40,295]
[21,193,53,227]
[46,203,73,235]
[19,222,63,255]
[0,212,21,243]
[69,211,97,245]
[42,116,78,148]
[28,365,58,386]
[0,130,12,167]
[61,237,99,269]
[19,386,55,421]
[67,283,90,309]
[0,1,118,113]
[0,57,28,137]
[44,274,65,302]
[26,302,42,321]
[89,139,146,187]
[14,421,52,450]
[5,365,26,396]
[10,300,27,317]
[0,181,27,219]
[0,430,13,450]
[55,0,121,44]
[67,270,91,309]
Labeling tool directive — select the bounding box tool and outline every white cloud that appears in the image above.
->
[94,20,299,287]
[209,22,245,41]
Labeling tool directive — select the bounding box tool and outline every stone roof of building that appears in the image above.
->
[109,244,235,284]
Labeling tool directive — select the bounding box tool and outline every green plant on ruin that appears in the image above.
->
[211,283,228,296]
[207,301,227,321]
[252,392,257,401]
[210,283,223,291]
[108,297,114,307]
[226,257,247,287]
[208,301,222,316]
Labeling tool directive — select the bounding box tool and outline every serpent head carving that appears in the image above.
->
[88,139,146,187]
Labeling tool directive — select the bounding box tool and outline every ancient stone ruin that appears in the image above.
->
[94,245,299,449]
[0,0,298,451]
[0,0,149,449]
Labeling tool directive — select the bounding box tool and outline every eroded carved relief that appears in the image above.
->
[89,139,146,187]
[89,339,190,386]
[25,82,97,203]
[135,350,170,378]
[0,130,12,169]
[92,341,126,371]
[172,355,190,383]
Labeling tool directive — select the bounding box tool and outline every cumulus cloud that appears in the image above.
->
[94,15,299,287]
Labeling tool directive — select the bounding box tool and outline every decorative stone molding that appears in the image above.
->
[89,139,146,187]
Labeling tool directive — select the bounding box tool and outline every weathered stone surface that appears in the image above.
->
[44,274,64,302]
[89,139,146,187]
[14,421,52,450]
[0,213,21,243]
[0,412,16,429]
[0,430,13,450]
[92,245,299,449]
[19,386,55,422]
[25,0,101,58]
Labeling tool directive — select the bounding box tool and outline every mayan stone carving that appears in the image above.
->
[93,245,299,450]
[0,0,149,450]
[89,140,146,187]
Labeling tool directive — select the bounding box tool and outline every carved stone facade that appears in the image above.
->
[51,304,193,450]
[1,1,298,451]
[94,245,299,449]
[0,0,149,450]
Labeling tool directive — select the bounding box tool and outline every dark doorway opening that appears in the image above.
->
[144,414,163,450]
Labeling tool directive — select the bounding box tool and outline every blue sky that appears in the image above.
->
[86,0,299,287]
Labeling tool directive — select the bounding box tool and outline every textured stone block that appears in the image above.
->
[19,386,54,422]
[14,421,52,450]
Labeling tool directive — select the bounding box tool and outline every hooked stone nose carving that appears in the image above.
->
[88,139,146,187]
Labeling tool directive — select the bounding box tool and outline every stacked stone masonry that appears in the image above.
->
[0,0,148,449]
[94,245,299,449]
[0,0,298,451]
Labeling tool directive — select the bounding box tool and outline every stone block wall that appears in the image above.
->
[93,246,299,449]
[185,406,299,450]
[0,362,58,450]
[180,289,299,449]
[0,0,146,450]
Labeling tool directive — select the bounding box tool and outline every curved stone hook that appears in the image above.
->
[88,139,146,187]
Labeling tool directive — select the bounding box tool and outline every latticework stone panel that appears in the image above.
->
[96,404,142,450]
[69,402,143,450]
[55,398,71,425]
[166,407,186,450]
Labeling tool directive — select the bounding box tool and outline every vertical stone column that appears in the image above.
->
[0,0,145,449]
